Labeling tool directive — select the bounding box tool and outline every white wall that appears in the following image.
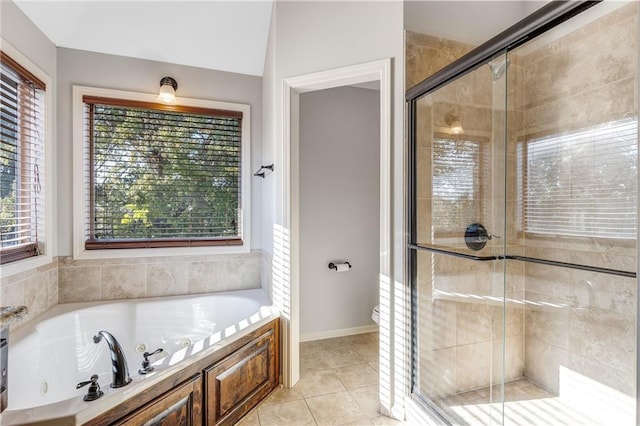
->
[299,86,380,336]
[262,0,404,309]
[261,0,405,414]
[404,1,540,46]
[1,1,56,75]
[262,1,404,260]
[56,47,263,255]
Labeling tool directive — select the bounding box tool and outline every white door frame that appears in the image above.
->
[280,58,394,414]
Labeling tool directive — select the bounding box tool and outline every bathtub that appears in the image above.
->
[2,289,278,425]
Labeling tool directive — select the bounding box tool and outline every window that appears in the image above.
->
[74,87,250,256]
[432,137,489,235]
[0,52,46,265]
[525,118,638,239]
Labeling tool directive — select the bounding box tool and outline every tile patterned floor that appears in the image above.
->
[436,378,626,425]
[236,332,404,426]
[237,335,631,425]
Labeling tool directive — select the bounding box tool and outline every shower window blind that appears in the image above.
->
[0,52,45,265]
[432,137,488,235]
[83,97,243,249]
[525,118,638,239]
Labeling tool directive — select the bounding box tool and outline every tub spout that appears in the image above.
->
[93,330,132,388]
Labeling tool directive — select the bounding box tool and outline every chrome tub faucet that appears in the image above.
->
[93,330,132,388]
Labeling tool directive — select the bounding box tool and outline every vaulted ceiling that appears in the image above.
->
[15,1,273,76]
[16,1,550,77]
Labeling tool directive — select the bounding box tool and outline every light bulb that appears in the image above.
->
[158,77,178,104]
[158,84,176,104]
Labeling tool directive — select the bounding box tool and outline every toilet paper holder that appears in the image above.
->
[328,262,352,271]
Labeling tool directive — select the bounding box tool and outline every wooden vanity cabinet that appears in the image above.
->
[86,319,279,426]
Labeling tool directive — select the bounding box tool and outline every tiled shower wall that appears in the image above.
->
[407,0,638,402]
[520,3,638,397]
[1,251,263,330]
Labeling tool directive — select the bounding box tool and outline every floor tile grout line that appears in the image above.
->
[302,395,320,425]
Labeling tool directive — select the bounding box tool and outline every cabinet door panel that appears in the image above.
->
[205,329,277,425]
[115,375,202,426]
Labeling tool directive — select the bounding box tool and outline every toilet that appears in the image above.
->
[371,305,380,325]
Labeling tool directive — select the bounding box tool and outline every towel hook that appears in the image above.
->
[254,164,274,178]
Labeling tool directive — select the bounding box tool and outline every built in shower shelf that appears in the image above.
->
[409,243,637,279]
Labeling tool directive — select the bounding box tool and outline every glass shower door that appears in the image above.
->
[501,3,638,424]
[410,51,509,424]
[408,2,638,425]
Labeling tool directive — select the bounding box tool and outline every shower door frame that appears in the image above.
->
[403,0,640,423]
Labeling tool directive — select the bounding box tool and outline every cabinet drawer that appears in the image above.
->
[205,329,277,425]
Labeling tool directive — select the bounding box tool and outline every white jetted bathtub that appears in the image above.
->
[2,289,278,425]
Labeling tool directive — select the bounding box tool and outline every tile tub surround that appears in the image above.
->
[58,251,262,303]
[0,257,58,331]
[1,251,264,332]
[238,332,409,426]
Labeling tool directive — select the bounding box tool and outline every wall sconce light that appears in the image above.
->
[158,77,178,104]
[445,112,464,135]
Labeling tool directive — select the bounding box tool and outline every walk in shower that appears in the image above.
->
[407,1,638,424]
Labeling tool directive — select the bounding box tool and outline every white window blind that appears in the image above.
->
[0,53,45,264]
[525,118,638,239]
[432,137,488,234]
[83,97,243,249]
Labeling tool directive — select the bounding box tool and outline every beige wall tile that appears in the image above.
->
[493,305,524,339]
[493,335,524,383]
[525,305,569,350]
[569,307,635,374]
[524,337,568,394]
[418,347,457,399]
[23,274,48,318]
[405,31,473,90]
[456,341,492,392]
[188,260,227,294]
[59,266,101,303]
[417,298,456,351]
[101,264,145,300]
[146,263,188,297]
[1,281,23,309]
[456,302,492,346]
[48,268,58,307]
[228,256,261,290]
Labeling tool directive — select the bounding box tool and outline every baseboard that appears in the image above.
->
[299,324,379,342]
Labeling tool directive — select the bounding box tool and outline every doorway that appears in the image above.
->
[281,59,394,415]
